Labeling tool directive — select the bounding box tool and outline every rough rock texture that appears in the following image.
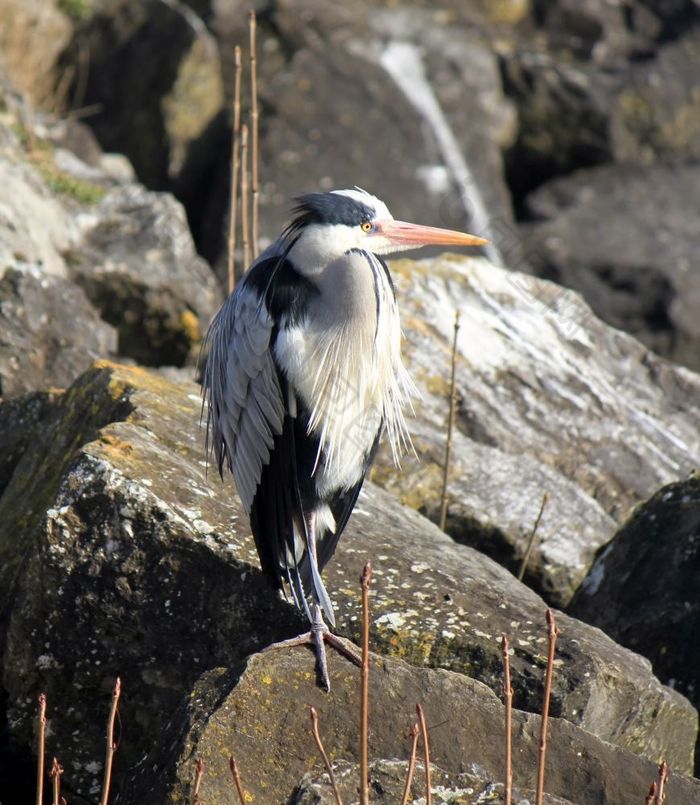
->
[570,475,700,772]
[0,389,60,497]
[0,266,117,397]
[67,184,222,366]
[60,0,224,189]
[166,0,518,273]
[372,256,700,605]
[0,0,73,106]
[120,650,700,805]
[0,360,695,799]
[0,81,222,393]
[523,163,700,373]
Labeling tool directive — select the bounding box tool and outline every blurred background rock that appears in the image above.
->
[2,0,699,370]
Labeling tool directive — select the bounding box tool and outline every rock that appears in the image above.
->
[67,184,222,366]
[0,0,74,106]
[59,0,224,189]
[179,0,518,274]
[522,163,700,372]
[0,360,695,798]
[372,256,700,605]
[0,127,80,279]
[570,474,700,772]
[120,650,700,804]
[611,33,700,165]
[0,266,117,397]
[0,389,60,496]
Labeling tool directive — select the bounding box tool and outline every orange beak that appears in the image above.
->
[376,220,488,248]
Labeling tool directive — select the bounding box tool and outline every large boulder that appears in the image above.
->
[0,0,74,107]
[0,359,695,800]
[0,265,117,397]
[522,162,700,372]
[570,474,700,772]
[120,649,700,804]
[372,255,700,605]
[173,0,519,273]
[67,184,222,367]
[57,0,224,190]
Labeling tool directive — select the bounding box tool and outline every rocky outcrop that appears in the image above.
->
[372,256,700,605]
[59,0,224,189]
[0,265,117,397]
[120,649,700,804]
[0,360,695,800]
[66,184,222,366]
[570,474,700,773]
[523,163,700,372]
[0,80,222,397]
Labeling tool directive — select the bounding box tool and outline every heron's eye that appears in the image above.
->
[360,221,372,233]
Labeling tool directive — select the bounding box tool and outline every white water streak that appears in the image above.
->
[379,41,503,265]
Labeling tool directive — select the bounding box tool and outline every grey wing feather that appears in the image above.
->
[202,284,285,512]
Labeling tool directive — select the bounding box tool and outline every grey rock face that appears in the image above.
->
[120,650,700,804]
[570,475,700,772]
[523,163,700,372]
[0,266,117,396]
[68,184,222,366]
[59,0,224,189]
[0,361,695,799]
[373,256,700,605]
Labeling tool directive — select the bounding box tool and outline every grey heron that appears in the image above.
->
[203,188,486,689]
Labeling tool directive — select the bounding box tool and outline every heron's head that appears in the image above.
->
[285,188,487,271]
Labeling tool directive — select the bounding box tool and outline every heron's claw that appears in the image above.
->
[264,605,361,692]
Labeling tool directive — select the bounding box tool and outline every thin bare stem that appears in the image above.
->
[645,782,657,805]
[49,757,63,805]
[229,756,246,805]
[400,723,420,805]
[227,46,243,293]
[191,758,204,804]
[655,761,668,804]
[535,610,559,805]
[360,562,372,805]
[100,677,121,805]
[439,310,461,531]
[240,123,251,270]
[36,693,47,805]
[501,636,513,805]
[249,10,260,260]
[310,707,343,805]
[416,703,432,805]
[518,492,549,582]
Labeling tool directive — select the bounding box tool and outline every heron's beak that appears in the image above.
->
[376,220,488,248]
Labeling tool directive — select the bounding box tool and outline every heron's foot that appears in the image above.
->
[263,610,361,692]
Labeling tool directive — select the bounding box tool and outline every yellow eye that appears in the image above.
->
[361,221,372,233]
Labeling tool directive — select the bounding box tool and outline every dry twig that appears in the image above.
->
[249,10,260,259]
[501,636,513,805]
[655,761,669,803]
[645,782,657,805]
[191,757,204,804]
[310,707,343,805]
[400,722,420,805]
[36,693,47,805]
[416,703,432,805]
[100,677,121,805]
[227,46,243,293]
[360,562,372,805]
[439,310,461,531]
[241,123,251,269]
[535,610,559,805]
[49,757,63,805]
[229,755,246,805]
[518,492,549,582]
